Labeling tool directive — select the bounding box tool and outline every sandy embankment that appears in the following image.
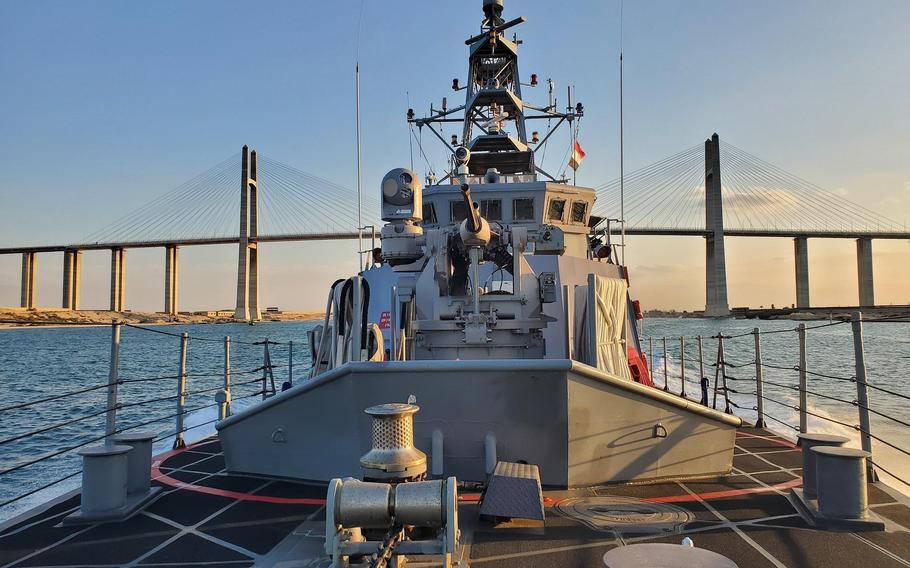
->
[0,307,324,329]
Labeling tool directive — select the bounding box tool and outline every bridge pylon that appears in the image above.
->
[794,237,810,308]
[704,133,730,317]
[856,238,875,307]
[235,146,262,322]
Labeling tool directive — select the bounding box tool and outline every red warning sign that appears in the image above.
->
[379,311,391,329]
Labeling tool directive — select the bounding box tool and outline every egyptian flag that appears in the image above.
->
[569,140,586,170]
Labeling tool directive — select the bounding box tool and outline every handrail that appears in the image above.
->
[645,312,910,490]
[0,381,117,414]
[0,324,297,512]
[0,406,113,446]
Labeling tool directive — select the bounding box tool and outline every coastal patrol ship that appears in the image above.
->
[3,2,909,567]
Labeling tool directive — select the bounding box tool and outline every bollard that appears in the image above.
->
[796,432,848,498]
[851,311,876,480]
[753,328,766,428]
[679,336,686,398]
[798,323,808,434]
[106,320,122,441]
[813,446,872,520]
[223,335,232,417]
[74,445,131,517]
[662,337,669,392]
[174,332,188,449]
[112,432,156,495]
[65,438,162,525]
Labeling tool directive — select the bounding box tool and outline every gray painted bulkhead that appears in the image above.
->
[217,359,739,487]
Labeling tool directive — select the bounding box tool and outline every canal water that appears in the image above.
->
[0,317,907,523]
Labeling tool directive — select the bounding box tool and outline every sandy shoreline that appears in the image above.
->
[0,308,324,329]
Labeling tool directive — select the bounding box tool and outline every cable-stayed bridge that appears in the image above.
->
[2,136,907,318]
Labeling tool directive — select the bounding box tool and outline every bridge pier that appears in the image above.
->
[794,237,810,308]
[62,250,82,310]
[856,238,875,307]
[110,248,125,311]
[62,251,73,308]
[164,245,179,315]
[20,252,36,309]
[235,146,261,321]
[704,133,730,317]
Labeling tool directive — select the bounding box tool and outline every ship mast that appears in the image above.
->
[408,0,583,185]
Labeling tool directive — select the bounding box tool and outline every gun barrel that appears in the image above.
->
[461,183,482,233]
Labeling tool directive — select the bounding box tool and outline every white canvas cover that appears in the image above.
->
[574,275,631,380]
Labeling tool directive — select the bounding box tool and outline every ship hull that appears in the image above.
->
[217,359,739,487]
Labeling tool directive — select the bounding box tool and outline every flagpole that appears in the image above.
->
[569,86,576,185]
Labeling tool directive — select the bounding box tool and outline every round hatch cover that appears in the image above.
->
[555,496,693,534]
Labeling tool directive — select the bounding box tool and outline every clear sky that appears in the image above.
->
[1,0,908,312]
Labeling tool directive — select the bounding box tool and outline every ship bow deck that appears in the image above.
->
[2,428,910,568]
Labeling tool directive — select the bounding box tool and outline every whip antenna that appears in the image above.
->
[619,0,626,266]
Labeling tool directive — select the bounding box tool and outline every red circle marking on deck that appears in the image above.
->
[151,440,325,505]
[736,431,798,449]
[642,477,802,504]
[151,432,801,506]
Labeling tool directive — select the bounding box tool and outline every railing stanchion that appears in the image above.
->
[662,337,669,392]
[798,323,808,434]
[105,319,122,441]
[390,286,398,361]
[851,311,877,480]
[648,337,654,382]
[174,332,188,449]
[753,328,766,428]
[261,340,269,400]
[288,340,294,387]
[698,335,708,405]
[679,336,686,398]
[219,335,231,420]
[712,336,720,409]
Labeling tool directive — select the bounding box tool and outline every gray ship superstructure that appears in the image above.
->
[216,0,740,487]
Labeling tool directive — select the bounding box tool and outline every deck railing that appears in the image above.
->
[2,311,908,518]
[644,311,910,490]
[0,321,296,516]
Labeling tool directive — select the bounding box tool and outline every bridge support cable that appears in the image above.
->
[82,153,241,245]
[594,137,906,236]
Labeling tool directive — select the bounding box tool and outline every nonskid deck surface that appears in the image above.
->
[0,429,908,567]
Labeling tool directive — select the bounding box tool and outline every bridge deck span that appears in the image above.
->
[1,229,908,256]
[0,232,362,255]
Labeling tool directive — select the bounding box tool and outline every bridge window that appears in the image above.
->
[450,200,469,223]
[423,203,437,224]
[512,198,535,221]
[571,201,588,224]
[547,198,566,222]
[481,199,502,221]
